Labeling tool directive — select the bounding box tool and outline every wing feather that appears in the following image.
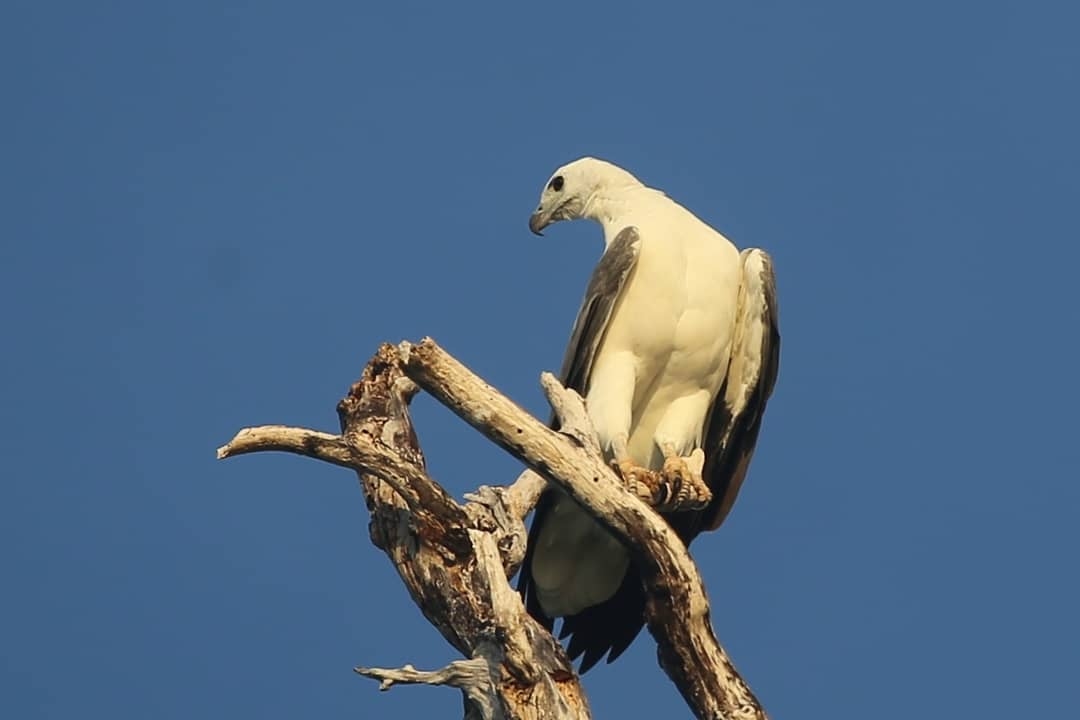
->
[519,226,641,638]
[673,248,780,539]
[555,226,642,397]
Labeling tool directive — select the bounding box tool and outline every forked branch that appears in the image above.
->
[217,338,766,720]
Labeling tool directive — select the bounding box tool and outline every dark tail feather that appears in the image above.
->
[518,489,555,632]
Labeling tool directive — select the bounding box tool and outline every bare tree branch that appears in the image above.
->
[355,660,496,720]
[462,470,545,579]
[217,426,353,465]
[218,338,767,720]
[501,469,549,521]
[220,345,588,719]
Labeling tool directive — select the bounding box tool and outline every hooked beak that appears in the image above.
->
[528,210,550,236]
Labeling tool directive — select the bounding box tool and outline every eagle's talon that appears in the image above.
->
[660,451,712,511]
[612,456,711,511]
[614,458,659,505]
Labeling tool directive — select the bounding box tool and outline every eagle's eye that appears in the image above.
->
[548,176,564,192]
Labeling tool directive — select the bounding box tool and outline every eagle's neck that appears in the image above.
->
[586,186,659,247]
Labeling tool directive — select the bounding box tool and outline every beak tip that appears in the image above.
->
[528,214,546,236]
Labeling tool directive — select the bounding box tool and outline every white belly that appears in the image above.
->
[595,222,740,466]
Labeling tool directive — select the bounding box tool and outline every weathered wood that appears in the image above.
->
[219,344,589,720]
[218,338,767,720]
[354,659,496,720]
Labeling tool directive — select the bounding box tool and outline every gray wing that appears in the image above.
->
[520,225,642,645]
[555,226,642,396]
[675,248,780,539]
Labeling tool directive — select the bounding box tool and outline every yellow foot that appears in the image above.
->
[613,451,711,512]
[659,449,711,511]
[615,458,652,486]
[614,459,660,505]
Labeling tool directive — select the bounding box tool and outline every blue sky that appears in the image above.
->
[3,1,1078,717]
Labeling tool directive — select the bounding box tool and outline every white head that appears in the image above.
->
[528,157,644,235]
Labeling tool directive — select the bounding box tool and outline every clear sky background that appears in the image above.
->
[3,1,1078,718]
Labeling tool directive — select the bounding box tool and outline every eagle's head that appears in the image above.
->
[528,157,643,235]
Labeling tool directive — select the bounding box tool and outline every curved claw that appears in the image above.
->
[660,449,711,511]
[614,459,657,505]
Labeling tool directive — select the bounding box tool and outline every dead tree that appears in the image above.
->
[217,338,767,720]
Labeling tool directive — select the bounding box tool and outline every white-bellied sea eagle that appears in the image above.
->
[517,157,780,672]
